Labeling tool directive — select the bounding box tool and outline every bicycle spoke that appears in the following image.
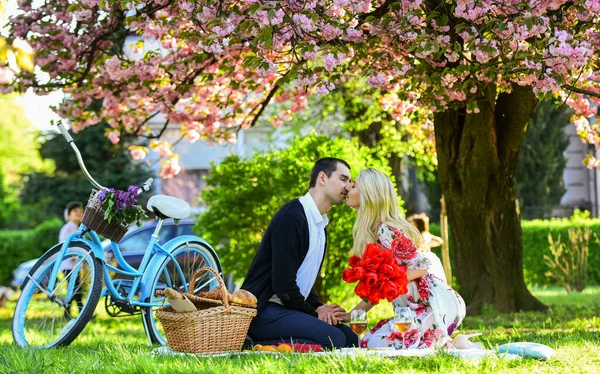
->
[13,244,102,348]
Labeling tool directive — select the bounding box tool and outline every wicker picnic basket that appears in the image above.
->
[156,267,257,354]
[81,189,129,243]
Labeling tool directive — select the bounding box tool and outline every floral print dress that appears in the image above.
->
[361,223,466,349]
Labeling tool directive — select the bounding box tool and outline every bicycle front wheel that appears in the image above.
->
[142,241,221,345]
[12,243,103,348]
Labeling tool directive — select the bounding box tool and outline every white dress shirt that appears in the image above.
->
[296,192,328,298]
[270,192,329,304]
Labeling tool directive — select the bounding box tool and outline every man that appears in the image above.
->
[242,157,358,350]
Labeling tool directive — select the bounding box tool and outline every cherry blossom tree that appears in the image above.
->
[4,0,600,312]
[0,0,34,77]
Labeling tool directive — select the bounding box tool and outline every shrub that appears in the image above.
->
[522,215,600,286]
[430,214,600,287]
[544,227,594,292]
[0,218,63,286]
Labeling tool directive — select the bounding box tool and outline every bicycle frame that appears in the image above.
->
[44,219,219,310]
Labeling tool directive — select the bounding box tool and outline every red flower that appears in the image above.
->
[365,272,378,287]
[364,242,382,258]
[353,266,366,280]
[380,264,395,277]
[380,281,400,301]
[355,280,370,299]
[362,258,379,272]
[367,287,382,305]
[343,242,409,305]
[342,268,358,283]
[349,255,362,267]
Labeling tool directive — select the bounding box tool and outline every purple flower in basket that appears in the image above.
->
[96,185,147,227]
[97,188,115,206]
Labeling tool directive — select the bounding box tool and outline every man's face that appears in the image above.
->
[322,163,352,206]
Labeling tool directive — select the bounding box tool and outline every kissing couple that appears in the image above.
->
[242,158,466,350]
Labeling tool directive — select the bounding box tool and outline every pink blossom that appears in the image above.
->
[107,131,120,144]
[366,73,388,88]
[159,158,181,179]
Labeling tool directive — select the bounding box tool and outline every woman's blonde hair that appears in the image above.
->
[351,168,423,256]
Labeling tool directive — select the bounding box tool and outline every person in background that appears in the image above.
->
[59,201,84,318]
[407,213,447,283]
[408,213,443,252]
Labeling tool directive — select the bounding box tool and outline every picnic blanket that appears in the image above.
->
[150,346,522,360]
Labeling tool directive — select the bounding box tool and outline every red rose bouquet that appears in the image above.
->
[342,243,408,305]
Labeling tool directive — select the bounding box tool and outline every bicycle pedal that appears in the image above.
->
[111,298,136,314]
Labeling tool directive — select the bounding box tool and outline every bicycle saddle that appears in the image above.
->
[146,195,191,220]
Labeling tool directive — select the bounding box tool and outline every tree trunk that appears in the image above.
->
[434,84,547,314]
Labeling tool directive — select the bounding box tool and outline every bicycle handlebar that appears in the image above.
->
[138,178,155,195]
[56,121,105,190]
[57,122,74,143]
[57,122,156,195]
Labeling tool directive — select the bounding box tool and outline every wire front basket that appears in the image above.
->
[81,190,129,243]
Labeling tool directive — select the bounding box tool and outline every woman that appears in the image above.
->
[344,169,466,349]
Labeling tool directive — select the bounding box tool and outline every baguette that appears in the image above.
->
[164,287,184,300]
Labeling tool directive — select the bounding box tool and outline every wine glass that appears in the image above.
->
[393,307,413,349]
[350,309,368,344]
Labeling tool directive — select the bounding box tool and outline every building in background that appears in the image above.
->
[559,104,600,217]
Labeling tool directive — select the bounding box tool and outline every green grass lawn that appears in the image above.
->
[0,287,598,373]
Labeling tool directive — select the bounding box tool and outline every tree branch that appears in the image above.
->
[247,82,281,128]
[562,84,600,99]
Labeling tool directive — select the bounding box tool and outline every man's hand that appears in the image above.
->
[316,304,347,325]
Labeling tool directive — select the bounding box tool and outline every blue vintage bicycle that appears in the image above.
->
[12,123,222,348]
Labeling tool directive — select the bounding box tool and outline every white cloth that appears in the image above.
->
[295,192,328,299]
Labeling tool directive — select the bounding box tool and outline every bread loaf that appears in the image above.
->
[231,289,257,307]
[199,286,230,301]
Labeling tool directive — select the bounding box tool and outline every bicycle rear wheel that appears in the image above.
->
[12,243,103,348]
[142,241,221,345]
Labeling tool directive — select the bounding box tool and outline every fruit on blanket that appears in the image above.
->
[277,344,293,353]
[231,289,257,307]
[252,344,263,351]
[261,346,276,352]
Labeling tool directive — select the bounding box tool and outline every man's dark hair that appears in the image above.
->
[309,157,351,188]
[65,201,83,215]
